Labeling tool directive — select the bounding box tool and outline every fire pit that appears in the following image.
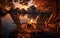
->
[17,14,39,38]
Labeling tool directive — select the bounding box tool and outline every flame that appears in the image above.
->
[13,0,37,10]
[20,14,39,24]
[28,18,37,24]
[28,15,39,24]
[13,3,28,10]
[20,14,38,24]
[30,18,33,23]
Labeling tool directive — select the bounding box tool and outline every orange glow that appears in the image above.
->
[28,15,39,24]
[20,14,30,23]
[58,22,60,28]
[28,18,37,24]
[14,3,29,10]
[13,0,37,10]
[24,14,28,18]
[33,0,56,12]
[5,5,11,11]
[20,14,38,24]
[30,18,33,23]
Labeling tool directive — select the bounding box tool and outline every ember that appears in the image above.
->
[28,18,36,24]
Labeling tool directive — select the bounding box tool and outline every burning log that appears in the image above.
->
[17,24,36,38]
[20,17,37,33]
[17,17,39,38]
[20,23,35,33]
